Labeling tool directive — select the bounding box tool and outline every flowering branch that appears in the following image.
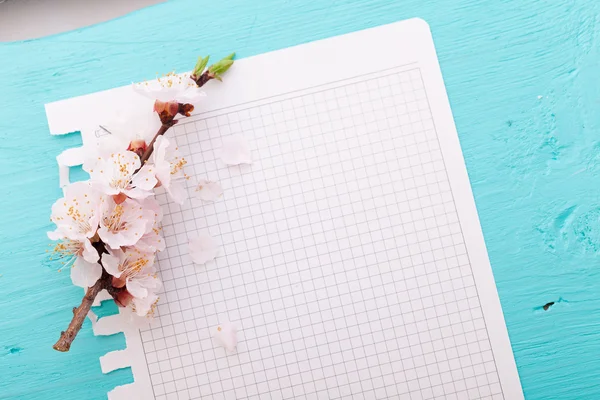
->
[51,53,235,352]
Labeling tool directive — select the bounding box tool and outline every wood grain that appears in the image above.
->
[1,0,599,398]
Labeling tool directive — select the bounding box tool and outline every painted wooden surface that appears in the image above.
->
[1,1,599,399]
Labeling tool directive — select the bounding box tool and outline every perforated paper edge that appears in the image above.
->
[88,290,154,399]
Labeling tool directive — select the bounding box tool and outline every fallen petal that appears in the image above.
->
[188,233,218,265]
[213,321,238,353]
[220,135,252,165]
[195,179,224,202]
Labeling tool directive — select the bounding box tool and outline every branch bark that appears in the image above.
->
[191,69,214,88]
[139,123,171,165]
[53,274,107,352]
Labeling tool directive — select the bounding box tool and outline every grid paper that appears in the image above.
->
[139,66,505,400]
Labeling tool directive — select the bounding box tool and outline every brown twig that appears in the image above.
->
[139,123,172,165]
[53,273,108,352]
[190,70,214,87]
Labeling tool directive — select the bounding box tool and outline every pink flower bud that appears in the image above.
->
[153,100,194,124]
[153,100,179,116]
[127,139,147,159]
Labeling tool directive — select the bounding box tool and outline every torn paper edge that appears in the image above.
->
[87,289,154,400]
[46,84,171,398]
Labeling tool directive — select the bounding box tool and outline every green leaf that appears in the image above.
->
[208,59,234,78]
[207,53,235,80]
[193,55,210,75]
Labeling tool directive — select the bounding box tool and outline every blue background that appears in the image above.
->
[1,1,599,399]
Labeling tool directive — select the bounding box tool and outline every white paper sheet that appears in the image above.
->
[46,18,523,400]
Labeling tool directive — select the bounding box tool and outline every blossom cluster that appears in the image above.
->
[50,55,243,353]
[48,63,248,323]
[49,134,185,317]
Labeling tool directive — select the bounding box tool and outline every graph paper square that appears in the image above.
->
[138,66,503,400]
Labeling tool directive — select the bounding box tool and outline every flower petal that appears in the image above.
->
[123,186,154,200]
[71,257,102,288]
[213,321,237,353]
[175,88,206,104]
[188,233,219,265]
[101,251,122,278]
[195,179,223,202]
[151,136,174,186]
[152,136,170,167]
[50,181,102,241]
[98,198,148,249]
[127,279,148,299]
[132,74,205,105]
[166,181,187,205]
[220,135,252,165]
[132,293,159,317]
[140,197,163,224]
[82,239,100,263]
[135,230,166,253]
[131,164,158,191]
[96,96,159,145]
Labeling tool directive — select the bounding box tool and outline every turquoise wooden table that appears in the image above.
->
[1,1,599,399]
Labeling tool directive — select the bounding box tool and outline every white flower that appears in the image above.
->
[98,197,149,249]
[152,136,188,205]
[126,269,161,300]
[71,257,102,288]
[136,197,165,253]
[49,181,102,242]
[188,233,219,265]
[220,135,252,165]
[129,271,161,317]
[213,321,237,353]
[87,151,157,200]
[101,248,154,283]
[132,72,205,105]
[48,182,102,288]
[81,96,160,165]
[50,238,99,265]
[131,291,160,317]
[195,179,223,202]
[102,249,161,317]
